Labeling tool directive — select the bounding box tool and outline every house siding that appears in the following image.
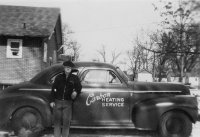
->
[47,33,58,65]
[54,15,62,46]
[0,6,62,88]
[0,36,44,84]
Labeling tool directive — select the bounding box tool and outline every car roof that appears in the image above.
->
[48,61,117,69]
[30,61,118,84]
[74,61,117,69]
[45,61,118,71]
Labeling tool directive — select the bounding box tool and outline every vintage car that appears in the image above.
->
[0,62,199,137]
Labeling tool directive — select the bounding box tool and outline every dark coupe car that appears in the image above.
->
[0,62,198,137]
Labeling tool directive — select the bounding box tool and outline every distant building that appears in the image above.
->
[138,70,153,82]
[0,5,62,88]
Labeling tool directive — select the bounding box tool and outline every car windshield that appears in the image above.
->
[116,67,130,82]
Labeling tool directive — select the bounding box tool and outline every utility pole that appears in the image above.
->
[180,54,184,82]
[153,52,156,82]
[179,0,184,83]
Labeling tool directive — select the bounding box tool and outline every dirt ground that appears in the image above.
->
[37,122,200,137]
[0,121,198,137]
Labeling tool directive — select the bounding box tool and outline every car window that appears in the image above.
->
[116,67,130,82]
[49,73,61,84]
[82,69,121,84]
[49,70,79,84]
[108,71,121,84]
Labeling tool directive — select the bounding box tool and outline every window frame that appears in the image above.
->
[48,69,81,85]
[6,39,23,58]
[81,68,122,84]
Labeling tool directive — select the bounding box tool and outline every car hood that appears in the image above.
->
[127,81,190,95]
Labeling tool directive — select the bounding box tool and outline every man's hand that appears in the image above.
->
[50,102,55,108]
[71,91,77,100]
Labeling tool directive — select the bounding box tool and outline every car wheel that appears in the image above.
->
[11,107,44,136]
[158,111,192,137]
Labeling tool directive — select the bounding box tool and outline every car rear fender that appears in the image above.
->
[132,95,198,130]
[9,95,52,127]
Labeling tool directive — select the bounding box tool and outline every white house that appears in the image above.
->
[138,70,153,82]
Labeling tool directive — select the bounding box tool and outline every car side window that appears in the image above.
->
[108,71,121,84]
[49,70,79,85]
[81,69,121,84]
[49,73,62,84]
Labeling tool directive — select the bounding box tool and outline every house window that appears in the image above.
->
[6,39,22,58]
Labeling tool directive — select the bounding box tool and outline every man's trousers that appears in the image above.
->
[53,99,72,137]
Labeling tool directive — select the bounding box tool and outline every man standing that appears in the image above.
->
[50,61,82,137]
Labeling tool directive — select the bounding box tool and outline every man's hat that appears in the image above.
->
[62,61,75,68]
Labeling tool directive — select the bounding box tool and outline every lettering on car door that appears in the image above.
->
[72,68,130,126]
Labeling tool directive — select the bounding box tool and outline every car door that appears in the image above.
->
[72,68,131,126]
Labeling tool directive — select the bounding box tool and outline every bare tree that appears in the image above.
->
[153,0,200,82]
[70,41,81,61]
[127,43,141,80]
[97,45,121,64]
[148,31,177,82]
[135,36,155,72]
[126,36,155,80]
[97,45,106,63]
[58,23,81,61]
[111,49,121,64]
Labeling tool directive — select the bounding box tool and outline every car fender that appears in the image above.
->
[0,93,52,129]
[132,95,198,130]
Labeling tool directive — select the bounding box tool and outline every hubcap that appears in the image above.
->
[166,117,183,134]
[21,112,37,128]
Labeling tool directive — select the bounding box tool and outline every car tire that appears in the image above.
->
[158,111,192,137]
[11,107,44,136]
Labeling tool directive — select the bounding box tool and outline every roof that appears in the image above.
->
[0,5,60,37]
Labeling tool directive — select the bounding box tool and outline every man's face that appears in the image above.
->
[64,66,72,75]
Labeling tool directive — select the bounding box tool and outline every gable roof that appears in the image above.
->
[0,5,60,37]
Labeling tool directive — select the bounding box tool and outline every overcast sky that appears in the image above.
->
[0,0,162,66]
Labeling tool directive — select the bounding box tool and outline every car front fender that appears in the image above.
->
[132,95,198,130]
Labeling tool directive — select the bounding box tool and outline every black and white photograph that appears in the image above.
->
[0,0,200,137]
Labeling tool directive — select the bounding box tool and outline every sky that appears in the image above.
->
[0,0,162,68]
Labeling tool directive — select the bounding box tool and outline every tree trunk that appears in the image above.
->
[185,72,190,84]
[158,70,162,82]
[167,73,171,82]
